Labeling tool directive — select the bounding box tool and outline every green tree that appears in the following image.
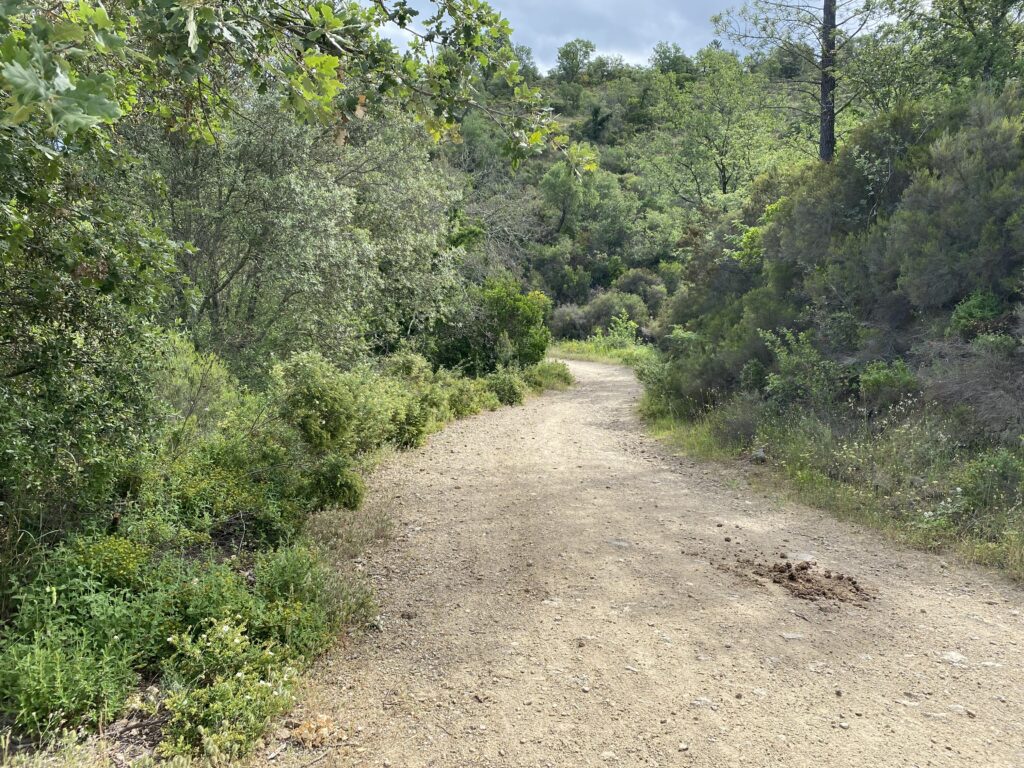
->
[555,38,597,83]
[717,0,883,161]
[634,48,782,208]
[650,42,697,81]
[431,280,553,375]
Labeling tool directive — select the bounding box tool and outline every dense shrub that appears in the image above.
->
[487,368,529,406]
[763,331,845,409]
[972,333,1018,358]
[708,392,766,450]
[614,269,668,314]
[444,376,502,417]
[948,292,1006,340]
[432,279,553,375]
[0,626,138,737]
[252,544,343,659]
[893,92,1024,310]
[550,303,588,340]
[859,360,918,410]
[311,454,366,511]
[945,449,1024,540]
[581,290,649,334]
[159,618,295,760]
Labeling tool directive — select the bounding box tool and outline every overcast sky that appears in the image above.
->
[387,1,730,72]
[484,0,729,70]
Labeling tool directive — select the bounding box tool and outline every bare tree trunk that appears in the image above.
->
[819,0,837,162]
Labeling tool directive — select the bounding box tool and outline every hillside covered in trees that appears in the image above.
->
[465,2,1024,574]
[3,0,1024,759]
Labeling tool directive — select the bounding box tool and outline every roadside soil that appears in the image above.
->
[265,360,1024,768]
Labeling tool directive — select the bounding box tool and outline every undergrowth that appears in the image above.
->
[0,343,571,761]
[551,312,660,367]
[588,331,1024,580]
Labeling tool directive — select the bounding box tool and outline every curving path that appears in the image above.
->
[270,360,1024,768]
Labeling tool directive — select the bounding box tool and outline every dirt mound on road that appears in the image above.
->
[753,556,873,604]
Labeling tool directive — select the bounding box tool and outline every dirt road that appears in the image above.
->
[274,360,1024,768]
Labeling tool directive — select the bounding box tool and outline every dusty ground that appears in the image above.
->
[268,360,1024,768]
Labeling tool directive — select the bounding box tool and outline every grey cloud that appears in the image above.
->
[484,0,730,69]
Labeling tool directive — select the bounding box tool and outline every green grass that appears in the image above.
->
[646,414,738,462]
[550,340,659,367]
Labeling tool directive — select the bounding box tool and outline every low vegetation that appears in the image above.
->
[589,327,1024,579]
[0,332,568,755]
[0,0,566,757]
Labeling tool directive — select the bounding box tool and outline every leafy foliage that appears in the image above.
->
[432,280,553,376]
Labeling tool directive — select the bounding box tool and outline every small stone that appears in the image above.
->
[678,743,690,752]
[274,728,291,742]
[600,751,617,761]
[839,722,850,730]
[942,651,968,666]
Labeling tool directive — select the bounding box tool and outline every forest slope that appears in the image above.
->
[266,361,1024,768]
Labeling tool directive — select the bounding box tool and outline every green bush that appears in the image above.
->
[159,618,295,760]
[445,376,501,417]
[9,537,168,667]
[277,352,361,454]
[393,395,430,448]
[972,332,1018,357]
[431,279,553,376]
[860,359,918,410]
[381,351,434,385]
[708,392,765,450]
[152,560,260,642]
[311,454,365,511]
[0,626,137,737]
[946,449,1024,540]
[763,330,845,409]
[252,544,340,660]
[948,292,1005,340]
[581,291,649,335]
[68,535,153,590]
[614,268,668,314]
[487,368,529,406]
[522,361,574,392]
[739,359,768,393]
[550,303,588,340]
[157,414,308,545]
